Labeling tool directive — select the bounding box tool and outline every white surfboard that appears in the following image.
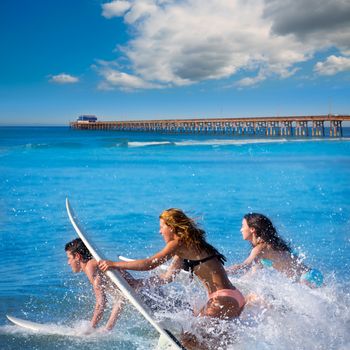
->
[6,315,93,337]
[6,315,50,332]
[66,198,186,350]
[6,315,82,337]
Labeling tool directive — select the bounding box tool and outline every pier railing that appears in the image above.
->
[70,115,350,137]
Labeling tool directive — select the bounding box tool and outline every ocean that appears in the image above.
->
[0,126,349,349]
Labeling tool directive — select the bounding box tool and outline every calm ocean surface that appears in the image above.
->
[0,126,349,349]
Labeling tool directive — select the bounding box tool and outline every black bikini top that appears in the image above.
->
[182,253,226,274]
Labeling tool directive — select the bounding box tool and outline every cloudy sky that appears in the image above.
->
[1,0,349,124]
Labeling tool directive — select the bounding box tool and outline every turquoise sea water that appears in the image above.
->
[0,126,349,349]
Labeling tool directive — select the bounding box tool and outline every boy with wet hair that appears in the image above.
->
[65,238,126,331]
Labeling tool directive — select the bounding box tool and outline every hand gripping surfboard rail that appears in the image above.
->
[65,198,186,350]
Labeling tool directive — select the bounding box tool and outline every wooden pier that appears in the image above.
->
[70,115,350,137]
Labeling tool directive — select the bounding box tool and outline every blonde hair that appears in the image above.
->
[160,208,225,261]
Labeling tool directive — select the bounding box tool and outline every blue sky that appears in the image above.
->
[1,0,350,125]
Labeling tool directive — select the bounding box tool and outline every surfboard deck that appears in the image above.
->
[6,315,94,337]
[6,315,49,332]
[65,198,186,350]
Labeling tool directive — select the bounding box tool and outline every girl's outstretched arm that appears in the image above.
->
[99,240,179,272]
[226,244,264,274]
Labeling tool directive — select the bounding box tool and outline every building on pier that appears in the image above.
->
[76,115,97,123]
[70,115,350,137]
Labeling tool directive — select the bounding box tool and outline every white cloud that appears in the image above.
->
[98,0,350,90]
[124,0,158,24]
[314,55,350,76]
[49,73,79,84]
[236,73,266,88]
[102,1,132,18]
[98,67,162,90]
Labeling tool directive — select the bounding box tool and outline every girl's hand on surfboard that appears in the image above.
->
[99,260,118,272]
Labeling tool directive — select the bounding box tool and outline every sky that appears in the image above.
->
[1,0,350,125]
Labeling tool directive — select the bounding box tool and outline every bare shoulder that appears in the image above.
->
[86,258,98,269]
[152,239,181,260]
[85,259,99,279]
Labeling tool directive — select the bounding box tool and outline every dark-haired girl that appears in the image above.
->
[227,213,323,288]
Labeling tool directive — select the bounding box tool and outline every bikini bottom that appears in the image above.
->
[208,288,245,309]
[300,268,323,288]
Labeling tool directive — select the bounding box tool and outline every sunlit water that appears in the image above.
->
[0,126,349,349]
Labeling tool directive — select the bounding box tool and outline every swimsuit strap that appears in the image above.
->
[182,254,223,274]
[260,258,274,268]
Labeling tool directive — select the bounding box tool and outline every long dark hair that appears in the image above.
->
[160,208,226,264]
[65,238,93,261]
[244,213,292,253]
